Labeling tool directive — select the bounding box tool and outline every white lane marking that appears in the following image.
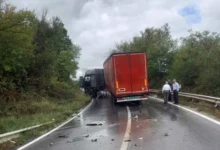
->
[150,97,220,126]
[18,100,94,150]
[120,106,132,150]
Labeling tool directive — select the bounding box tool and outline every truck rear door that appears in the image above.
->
[130,53,148,94]
[113,54,132,95]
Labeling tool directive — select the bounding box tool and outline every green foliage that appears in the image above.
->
[111,24,177,88]
[0,2,82,115]
[111,25,220,96]
[170,30,220,96]
[0,4,36,89]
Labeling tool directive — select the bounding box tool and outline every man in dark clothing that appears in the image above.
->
[168,79,172,102]
[172,79,180,104]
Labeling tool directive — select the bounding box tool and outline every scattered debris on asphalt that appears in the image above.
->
[134,115,138,120]
[91,139,98,142]
[67,141,72,143]
[135,144,137,147]
[86,122,103,126]
[50,142,53,146]
[139,137,143,140]
[58,135,68,138]
[164,133,169,136]
[124,139,131,142]
[83,135,89,138]
[111,139,114,141]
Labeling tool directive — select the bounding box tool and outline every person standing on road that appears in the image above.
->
[172,79,180,104]
[162,81,171,106]
[168,79,173,102]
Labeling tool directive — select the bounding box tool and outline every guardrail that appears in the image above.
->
[149,89,220,105]
[0,121,54,144]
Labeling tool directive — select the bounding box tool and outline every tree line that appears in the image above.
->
[110,24,220,97]
[0,1,80,102]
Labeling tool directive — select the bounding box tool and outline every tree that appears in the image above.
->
[0,3,35,90]
[110,24,177,87]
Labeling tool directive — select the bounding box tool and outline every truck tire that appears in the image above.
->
[134,101,141,105]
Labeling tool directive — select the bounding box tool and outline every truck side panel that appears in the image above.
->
[130,53,149,94]
[104,57,115,95]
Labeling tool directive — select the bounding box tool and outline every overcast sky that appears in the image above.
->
[7,0,220,78]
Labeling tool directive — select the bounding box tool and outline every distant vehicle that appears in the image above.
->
[103,52,149,104]
[80,69,105,98]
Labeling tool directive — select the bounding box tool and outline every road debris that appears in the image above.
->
[83,135,89,138]
[111,139,114,141]
[91,139,97,142]
[164,133,169,136]
[124,139,131,142]
[86,122,104,126]
[139,137,143,140]
[135,144,137,147]
[134,115,138,120]
[58,135,68,138]
[66,140,71,143]
[50,142,53,146]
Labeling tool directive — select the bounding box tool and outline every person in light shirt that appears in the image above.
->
[172,79,180,104]
[162,81,171,105]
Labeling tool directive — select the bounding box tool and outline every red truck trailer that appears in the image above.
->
[103,52,149,103]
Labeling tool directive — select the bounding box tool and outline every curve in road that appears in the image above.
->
[17,97,220,150]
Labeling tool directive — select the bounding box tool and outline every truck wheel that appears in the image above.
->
[135,101,141,105]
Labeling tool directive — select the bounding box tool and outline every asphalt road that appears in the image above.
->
[18,97,220,150]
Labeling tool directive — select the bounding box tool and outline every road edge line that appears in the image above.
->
[150,96,220,126]
[120,106,131,150]
[17,99,94,150]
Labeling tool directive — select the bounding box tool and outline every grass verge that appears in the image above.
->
[155,93,220,120]
[0,90,89,150]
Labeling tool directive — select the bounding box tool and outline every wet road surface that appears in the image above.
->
[19,97,220,150]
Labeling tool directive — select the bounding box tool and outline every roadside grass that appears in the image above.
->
[0,90,89,150]
[178,97,220,119]
[156,93,220,119]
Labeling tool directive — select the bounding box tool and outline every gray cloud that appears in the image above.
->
[6,0,220,78]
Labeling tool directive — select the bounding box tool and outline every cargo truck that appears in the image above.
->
[103,52,149,104]
[80,69,105,98]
